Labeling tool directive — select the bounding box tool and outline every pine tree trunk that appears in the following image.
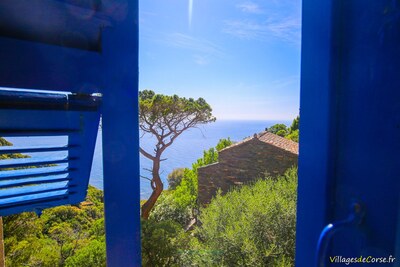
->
[141,158,163,219]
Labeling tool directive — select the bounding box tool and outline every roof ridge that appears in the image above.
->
[218,135,256,152]
[258,131,299,154]
[218,131,298,155]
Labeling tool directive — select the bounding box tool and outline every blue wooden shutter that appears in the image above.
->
[0,89,101,216]
[0,1,141,265]
[297,1,400,266]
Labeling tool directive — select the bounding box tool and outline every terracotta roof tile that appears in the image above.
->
[220,131,299,155]
[218,135,254,152]
[258,131,299,154]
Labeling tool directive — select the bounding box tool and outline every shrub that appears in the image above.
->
[150,191,192,227]
[193,167,298,267]
[286,129,299,142]
[65,239,106,267]
[168,168,186,190]
[141,219,191,267]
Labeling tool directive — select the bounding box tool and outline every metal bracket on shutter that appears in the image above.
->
[316,202,365,267]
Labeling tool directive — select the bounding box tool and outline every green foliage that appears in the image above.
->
[193,148,218,169]
[285,129,299,142]
[89,218,105,238]
[0,137,30,161]
[169,138,233,211]
[285,116,300,142]
[193,138,233,170]
[268,116,300,142]
[4,186,106,267]
[0,137,12,146]
[151,169,199,227]
[146,138,298,267]
[139,90,216,218]
[146,138,235,264]
[3,133,298,267]
[139,90,215,126]
[5,237,60,267]
[150,191,192,227]
[64,239,106,267]
[167,168,185,190]
[289,115,299,132]
[267,124,288,135]
[276,129,287,137]
[173,168,198,210]
[3,212,43,241]
[215,137,233,151]
[141,219,191,267]
[193,168,298,267]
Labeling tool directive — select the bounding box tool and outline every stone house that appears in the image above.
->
[198,131,299,205]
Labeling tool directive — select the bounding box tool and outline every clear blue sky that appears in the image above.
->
[139,0,301,120]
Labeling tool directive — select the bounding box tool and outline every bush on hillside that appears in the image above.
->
[191,167,298,267]
[141,219,191,267]
[4,186,105,267]
[167,168,186,190]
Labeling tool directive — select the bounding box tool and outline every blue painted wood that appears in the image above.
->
[0,0,108,51]
[0,130,79,137]
[296,0,335,265]
[0,190,69,207]
[298,1,400,266]
[101,1,141,265]
[0,91,100,216]
[0,36,103,93]
[0,157,72,169]
[0,181,69,198]
[0,166,69,180]
[0,90,101,111]
[0,110,85,130]
[0,145,75,154]
[67,104,100,206]
[0,0,141,263]
[0,174,69,188]
[327,0,400,261]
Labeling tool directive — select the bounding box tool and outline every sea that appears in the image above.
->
[4,120,290,199]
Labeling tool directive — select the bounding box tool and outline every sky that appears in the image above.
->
[139,0,301,121]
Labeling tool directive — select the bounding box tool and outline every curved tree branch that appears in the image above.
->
[139,147,155,161]
[139,90,216,219]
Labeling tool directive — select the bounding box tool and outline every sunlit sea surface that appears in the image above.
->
[5,120,290,199]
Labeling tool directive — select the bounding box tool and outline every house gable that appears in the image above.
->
[198,133,298,205]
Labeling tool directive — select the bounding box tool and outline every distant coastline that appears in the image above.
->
[89,119,291,198]
[2,120,292,199]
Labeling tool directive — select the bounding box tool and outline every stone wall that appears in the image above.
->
[198,137,298,205]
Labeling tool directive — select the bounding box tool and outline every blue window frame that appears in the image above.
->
[0,1,141,266]
[297,1,400,266]
[1,1,399,266]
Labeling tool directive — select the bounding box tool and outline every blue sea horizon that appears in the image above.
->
[89,119,291,199]
[3,119,291,199]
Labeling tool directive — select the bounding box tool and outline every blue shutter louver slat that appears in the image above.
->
[0,89,101,216]
[0,166,70,180]
[0,181,69,199]
[0,174,69,188]
[0,190,69,207]
[0,130,80,137]
[0,145,78,154]
[0,158,74,169]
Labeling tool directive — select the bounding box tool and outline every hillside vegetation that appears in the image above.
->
[267,116,299,142]
[4,186,105,267]
[2,115,298,266]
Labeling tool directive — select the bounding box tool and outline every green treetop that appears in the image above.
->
[139,90,216,219]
